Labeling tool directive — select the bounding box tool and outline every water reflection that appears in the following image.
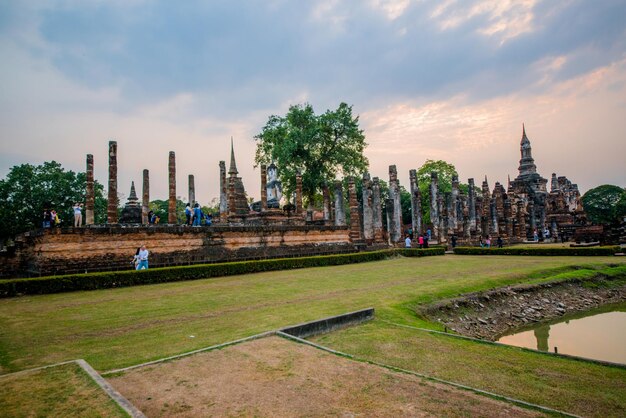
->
[534,324,549,352]
[498,302,626,364]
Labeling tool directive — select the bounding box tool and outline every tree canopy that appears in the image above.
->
[416,159,460,227]
[0,161,106,238]
[582,184,626,225]
[254,103,368,205]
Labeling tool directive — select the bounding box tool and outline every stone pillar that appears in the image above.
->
[188,174,195,206]
[372,177,384,243]
[528,200,536,239]
[450,175,459,232]
[437,192,445,242]
[388,165,402,243]
[168,151,177,224]
[385,198,394,245]
[430,172,439,241]
[107,141,118,224]
[219,161,227,221]
[142,169,149,224]
[409,169,421,239]
[516,200,525,240]
[468,178,476,234]
[348,178,362,242]
[334,181,346,226]
[260,164,268,211]
[445,192,453,237]
[295,170,303,215]
[504,199,513,240]
[481,177,491,237]
[362,173,373,242]
[462,194,471,239]
[85,154,95,225]
[322,184,331,221]
[490,199,498,237]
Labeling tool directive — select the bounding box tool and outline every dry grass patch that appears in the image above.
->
[109,336,545,417]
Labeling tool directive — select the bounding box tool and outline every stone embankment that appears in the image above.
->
[422,278,626,340]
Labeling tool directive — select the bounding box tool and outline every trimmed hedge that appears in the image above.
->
[453,246,620,256]
[397,248,445,257]
[0,248,444,298]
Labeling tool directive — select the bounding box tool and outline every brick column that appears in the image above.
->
[388,165,402,243]
[362,173,373,242]
[107,141,118,224]
[516,200,525,239]
[188,174,195,206]
[372,177,384,243]
[430,172,439,241]
[85,154,95,225]
[348,178,362,242]
[168,151,177,224]
[450,175,459,232]
[260,164,267,211]
[142,169,149,224]
[322,184,331,221]
[219,161,227,220]
[468,178,476,232]
[409,169,420,239]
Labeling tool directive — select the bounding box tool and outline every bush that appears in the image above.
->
[0,248,444,298]
[396,248,446,257]
[452,246,620,256]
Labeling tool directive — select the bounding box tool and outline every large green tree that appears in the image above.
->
[416,159,459,227]
[0,161,106,238]
[582,185,626,225]
[254,102,368,205]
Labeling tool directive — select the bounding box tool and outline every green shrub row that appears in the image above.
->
[452,246,620,256]
[397,248,446,257]
[0,248,445,298]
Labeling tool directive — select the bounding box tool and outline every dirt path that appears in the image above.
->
[109,336,545,417]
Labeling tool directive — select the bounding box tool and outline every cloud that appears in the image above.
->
[0,0,624,202]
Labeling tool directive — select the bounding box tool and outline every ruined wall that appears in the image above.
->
[1,225,353,278]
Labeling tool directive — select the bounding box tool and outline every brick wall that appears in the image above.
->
[0,225,354,278]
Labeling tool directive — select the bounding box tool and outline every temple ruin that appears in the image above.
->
[0,126,588,277]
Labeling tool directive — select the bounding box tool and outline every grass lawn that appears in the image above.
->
[0,254,622,374]
[311,320,626,418]
[0,362,127,417]
[1,254,624,416]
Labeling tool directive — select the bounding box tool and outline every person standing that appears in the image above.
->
[497,236,503,248]
[405,235,412,248]
[451,235,457,249]
[132,247,140,269]
[51,209,61,227]
[418,234,424,249]
[185,203,192,225]
[42,209,52,228]
[73,203,83,227]
[136,245,149,270]
[193,203,202,226]
[485,236,491,248]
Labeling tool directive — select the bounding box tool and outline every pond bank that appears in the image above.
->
[421,274,626,340]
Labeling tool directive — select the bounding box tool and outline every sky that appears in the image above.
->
[1,0,625,205]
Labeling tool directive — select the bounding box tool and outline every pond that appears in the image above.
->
[497,302,626,364]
